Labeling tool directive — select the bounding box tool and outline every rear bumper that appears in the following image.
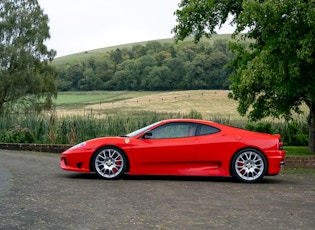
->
[267,150,286,175]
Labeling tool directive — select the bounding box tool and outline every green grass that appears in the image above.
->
[284,146,314,156]
[282,168,315,174]
[54,91,120,105]
[54,91,161,107]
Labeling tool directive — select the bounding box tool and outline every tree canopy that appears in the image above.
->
[173,0,315,152]
[56,40,233,91]
[0,0,57,114]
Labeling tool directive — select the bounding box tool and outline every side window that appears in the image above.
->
[150,122,197,139]
[198,124,220,136]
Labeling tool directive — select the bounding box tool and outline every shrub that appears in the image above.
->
[183,109,203,119]
[0,125,35,143]
[283,122,308,146]
[245,122,274,134]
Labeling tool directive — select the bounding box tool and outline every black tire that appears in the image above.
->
[92,147,127,179]
[231,148,268,183]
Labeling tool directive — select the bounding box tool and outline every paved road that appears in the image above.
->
[0,150,315,230]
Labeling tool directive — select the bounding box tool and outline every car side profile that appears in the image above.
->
[60,119,286,183]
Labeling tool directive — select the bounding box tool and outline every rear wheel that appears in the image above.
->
[92,147,127,179]
[231,149,267,183]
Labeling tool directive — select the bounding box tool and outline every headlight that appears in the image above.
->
[70,142,86,149]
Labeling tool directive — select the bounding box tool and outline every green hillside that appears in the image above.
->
[52,34,233,66]
[53,34,236,92]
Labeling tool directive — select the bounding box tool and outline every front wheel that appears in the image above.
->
[231,149,267,183]
[92,147,127,179]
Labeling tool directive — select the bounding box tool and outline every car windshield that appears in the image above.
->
[125,121,162,137]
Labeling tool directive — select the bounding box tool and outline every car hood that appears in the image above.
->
[63,136,133,154]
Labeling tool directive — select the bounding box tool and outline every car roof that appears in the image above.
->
[160,118,218,125]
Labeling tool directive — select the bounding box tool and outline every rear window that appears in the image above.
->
[198,124,220,136]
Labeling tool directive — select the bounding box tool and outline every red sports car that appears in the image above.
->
[60,119,285,183]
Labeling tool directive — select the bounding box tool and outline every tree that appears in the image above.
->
[146,66,172,90]
[0,0,57,114]
[173,0,315,153]
[110,48,123,72]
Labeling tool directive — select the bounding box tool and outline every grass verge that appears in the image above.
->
[282,168,315,174]
[284,146,314,157]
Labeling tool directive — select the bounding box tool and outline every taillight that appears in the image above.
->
[279,141,283,150]
[278,137,284,150]
[273,134,283,150]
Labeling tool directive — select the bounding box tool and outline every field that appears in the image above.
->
[55,90,309,120]
[54,90,243,120]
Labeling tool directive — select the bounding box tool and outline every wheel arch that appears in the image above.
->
[89,145,130,173]
[229,147,268,176]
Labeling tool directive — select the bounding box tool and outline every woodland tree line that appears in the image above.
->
[56,40,234,91]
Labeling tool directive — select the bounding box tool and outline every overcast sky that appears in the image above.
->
[38,0,234,57]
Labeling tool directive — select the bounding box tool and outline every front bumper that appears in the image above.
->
[60,153,91,173]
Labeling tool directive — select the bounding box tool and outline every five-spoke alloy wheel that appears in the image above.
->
[231,149,267,183]
[92,147,127,179]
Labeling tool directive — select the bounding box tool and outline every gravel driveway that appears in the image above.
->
[0,150,315,230]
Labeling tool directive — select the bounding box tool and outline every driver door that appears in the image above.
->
[131,122,198,175]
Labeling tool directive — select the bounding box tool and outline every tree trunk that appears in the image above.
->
[308,102,315,153]
[0,100,4,115]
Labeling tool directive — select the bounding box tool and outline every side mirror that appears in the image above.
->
[143,130,152,138]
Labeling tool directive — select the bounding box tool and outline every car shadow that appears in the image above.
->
[123,174,236,182]
[60,172,282,184]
